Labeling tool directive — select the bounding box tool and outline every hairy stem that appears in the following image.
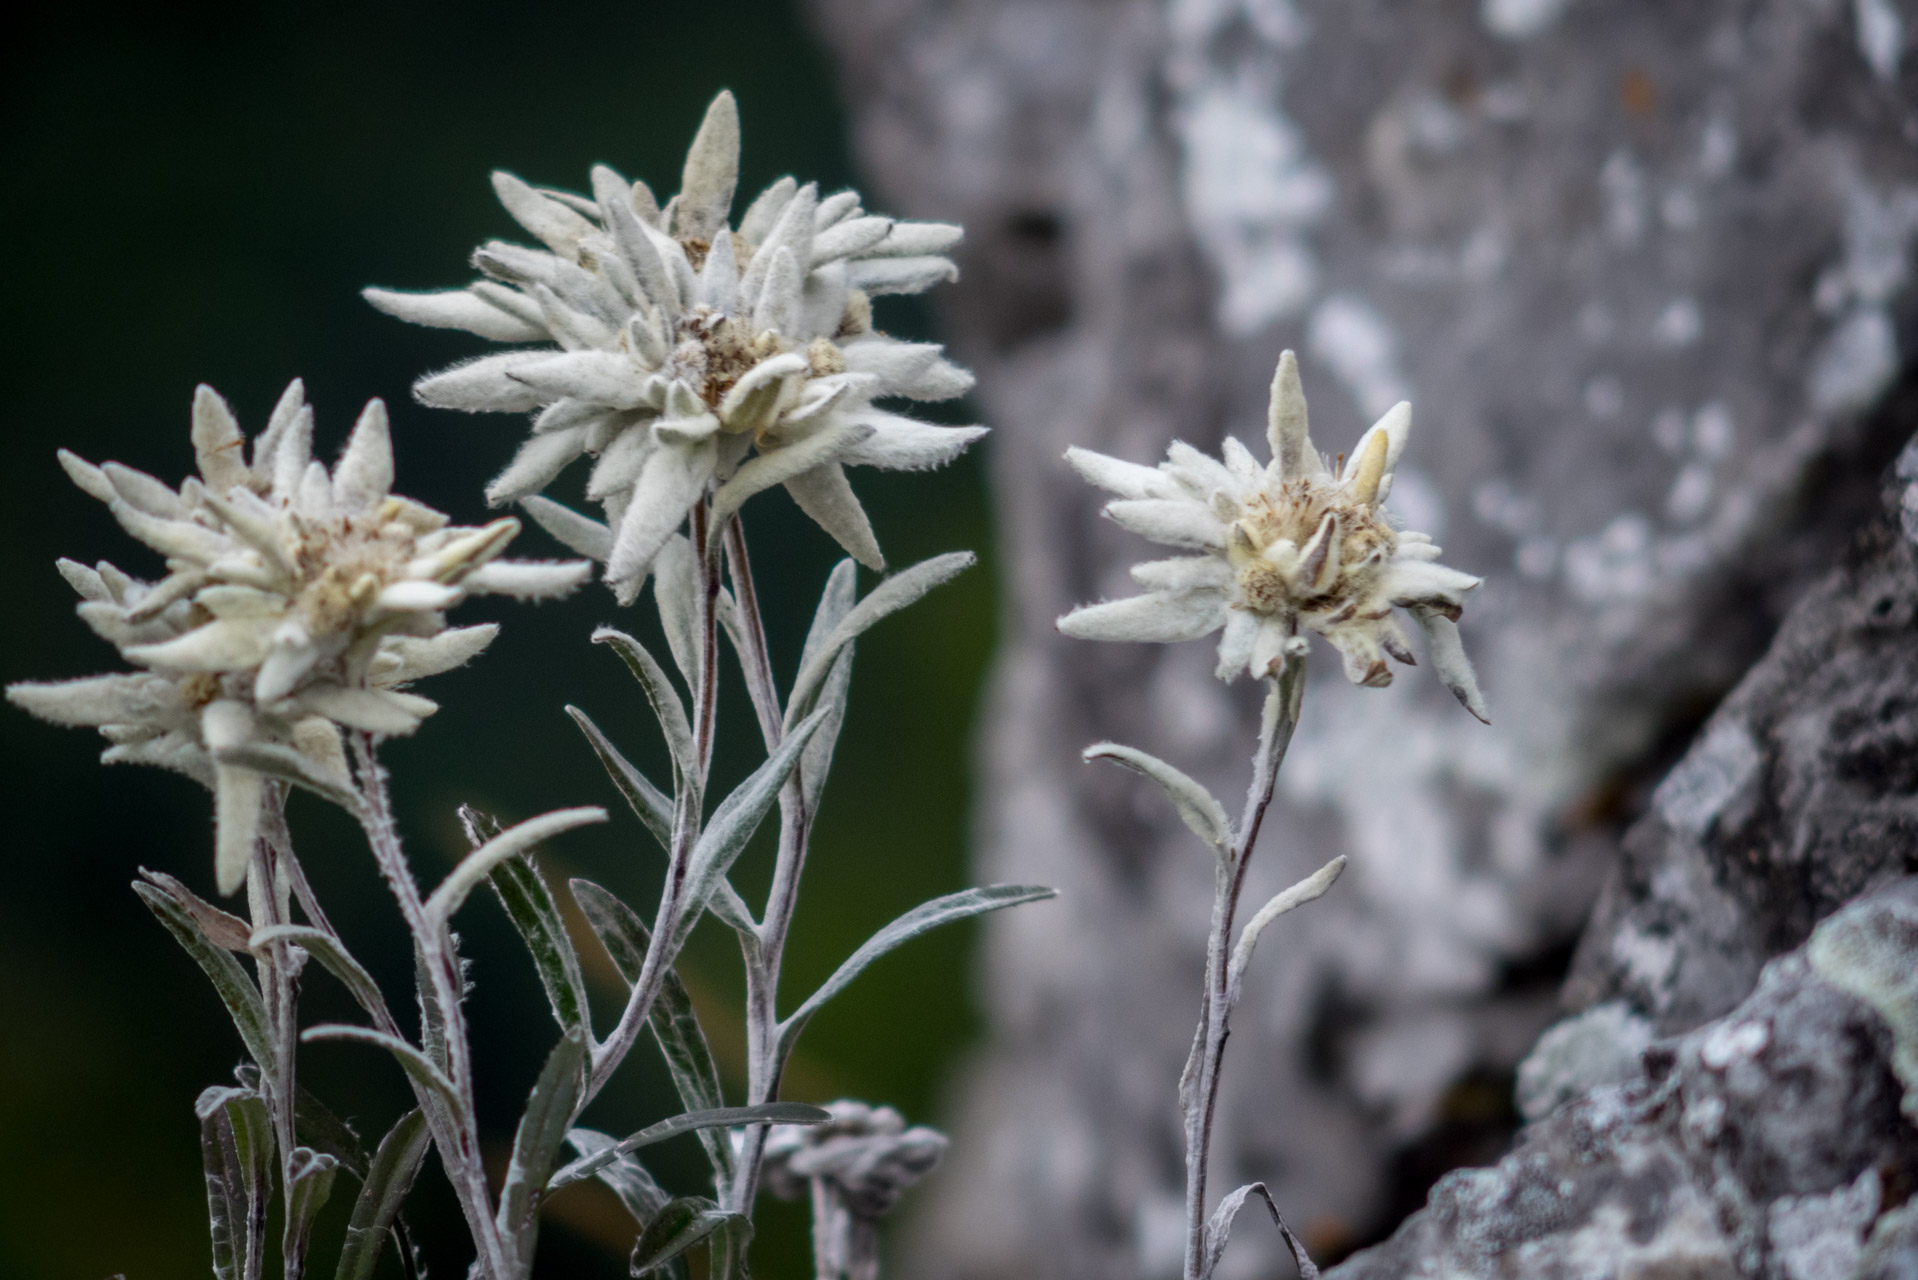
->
[350,732,512,1280]
[1183,663,1305,1280]
[245,794,304,1280]
[720,515,817,1216]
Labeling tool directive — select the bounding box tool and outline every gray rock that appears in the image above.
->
[1329,882,1918,1280]
[812,0,1918,1274]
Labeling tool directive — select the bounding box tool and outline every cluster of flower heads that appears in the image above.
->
[367,91,983,601]
[1059,352,1489,721]
[6,382,590,892]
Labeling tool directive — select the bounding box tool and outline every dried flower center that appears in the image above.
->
[284,511,417,635]
[1227,483,1396,620]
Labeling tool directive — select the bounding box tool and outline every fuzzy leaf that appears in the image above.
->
[784,553,974,730]
[593,627,698,795]
[563,1128,673,1221]
[249,924,392,1027]
[197,1085,274,1280]
[631,1198,744,1277]
[1203,1182,1319,1280]
[780,885,1056,1049]
[460,807,593,1039]
[334,1109,430,1280]
[282,1147,340,1276]
[496,1028,589,1272]
[138,882,275,1086]
[1083,743,1233,850]
[566,706,674,850]
[1226,857,1346,1007]
[424,806,607,923]
[302,1026,463,1122]
[550,1102,826,1191]
[571,879,734,1188]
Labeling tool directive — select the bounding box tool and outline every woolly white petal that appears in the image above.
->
[811,215,894,266]
[5,674,174,726]
[712,421,872,524]
[1104,498,1227,549]
[837,415,986,472]
[738,176,799,243]
[376,625,499,684]
[1382,559,1483,609]
[699,224,739,312]
[191,385,251,496]
[1412,607,1490,723]
[1341,401,1412,486]
[333,399,395,512]
[867,221,964,258]
[376,581,462,613]
[462,560,593,598]
[784,462,883,569]
[753,245,803,336]
[606,438,717,585]
[511,351,653,410]
[127,619,275,672]
[299,685,435,736]
[213,762,265,895]
[1058,590,1227,644]
[491,170,596,257]
[1130,555,1232,591]
[486,425,589,506]
[1214,610,1259,680]
[675,90,741,242]
[847,255,959,296]
[362,286,547,343]
[592,165,677,312]
[103,463,191,520]
[520,495,612,561]
[415,351,553,413]
[1065,447,1179,500]
[1267,349,1315,480]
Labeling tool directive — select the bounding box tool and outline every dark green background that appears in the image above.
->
[0,5,997,1277]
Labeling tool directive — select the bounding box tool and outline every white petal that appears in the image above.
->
[362,286,548,342]
[376,625,498,684]
[127,619,275,672]
[333,399,394,511]
[837,415,986,471]
[56,559,112,602]
[463,560,593,598]
[191,385,251,496]
[1214,610,1259,680]
[783,462,883,569]
[250,380,308,482]
[415,351,554,414]
[866,221,964,258]
[1412,608,1490,723]
[813,189,862,230]
[269,405,315,499]
[255,635,323,703]
[213,763,265,895]
[103,462,190,520]
[300,685,436,735]
[1267,349,1314,480]
[799,261,851,337]
[606,438,717,585]
[699,224,739,312]
[57,450,116,503]
[737,177,798,243]
[740,182,818,305]
[1057,590,1227,643]
[840,337,939,389]
[1104,498,1227,549]
[1383,559,1482,609]
[530,284,617,351]
[487,425,589,506]
[675,90,741,241]
[811,215,894,266]
[521,495,612,561]
[376,580,462,612]
[1065,447,1178,500]
[491,170,596,257]
[1165,442,1238,497]
[511,350,652,409]
[847,255,958,296]
[1220,436,1263,484]
[753,245,803,336]
[586,423,658,500]
[5,674,173,726]
[197,585,286,619]
[1250,620,1292,679]
[712,421,872,525]
[1130,555,1232,591]
[1341,401,1412,486]
[592,165,677,311]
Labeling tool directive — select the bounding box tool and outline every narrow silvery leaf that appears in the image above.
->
[571,878,736,1188]
[251,924,393,1029]
[1203,1182,1319,1280]
[785,552,975,729]
[564,1129,673,1224]
[333,399,394,511]
[520,495,612,561]
[672,707,830,952]
[282,1147,340,1276]
[550,1102,827,1190]
[137,882,276,1082]
[486,426,588,506]
[1083,743,1232,850]
[592,628,697,792]
[495,1028,588,1272]
[631,1198,741,1277]
[362,286,547,342]
[710,421,871,529]
[847,254,959,295]
[424,806,607,923]
[780,885,1056,1051]
[788,464,882,569]
[652,534,700,690]
[566,706,673,850]
[414,351,552,414]
[459,806,593,1040]
[197,1085,274,1280]
[301,1026,463,1122]
[676,91,741,242]
[334,1108,430,1280]
[142,870,252,950]
[800,648,854,812]
[1226,857,1346,1008]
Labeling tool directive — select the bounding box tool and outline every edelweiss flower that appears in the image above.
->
[367,90,983,599]
[7,381,591,892]
[1058,351,1489,722]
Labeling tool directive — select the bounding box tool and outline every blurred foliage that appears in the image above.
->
[0,4,996,1277]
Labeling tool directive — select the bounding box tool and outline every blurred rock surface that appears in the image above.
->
[812,1,1918,1274]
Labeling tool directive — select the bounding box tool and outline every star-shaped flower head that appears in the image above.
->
[7,381,591,892]
[1058,351,1489,722]
[366,90,984,601]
